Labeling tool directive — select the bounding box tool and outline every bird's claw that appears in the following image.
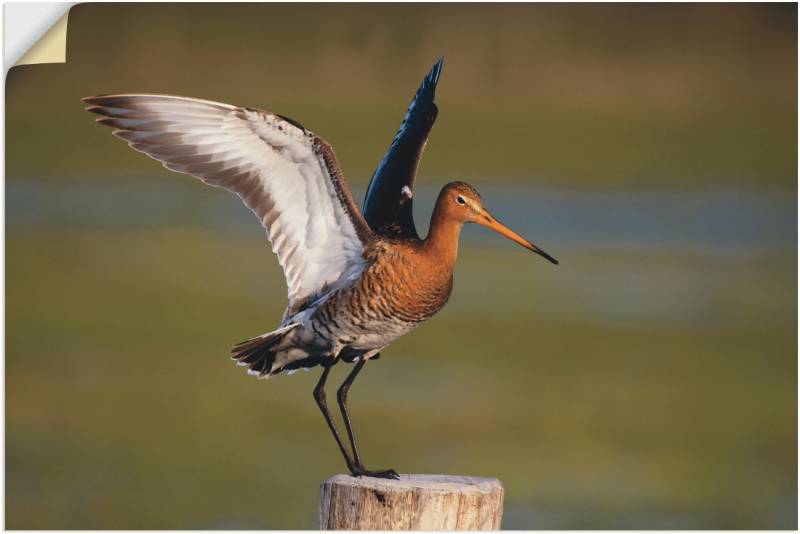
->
[350,467,400,480]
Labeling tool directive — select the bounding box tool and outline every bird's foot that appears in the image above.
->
[350,466,400,480]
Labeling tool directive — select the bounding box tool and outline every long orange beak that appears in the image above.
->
[477,212,559,265]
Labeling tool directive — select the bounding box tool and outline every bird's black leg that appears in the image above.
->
[313,361,356,473]
[336,355,399,480]
[337,358,367,465]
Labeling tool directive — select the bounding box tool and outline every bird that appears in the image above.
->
[82,57,557,479]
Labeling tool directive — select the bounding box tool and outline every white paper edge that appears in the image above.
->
[3,2,74,73]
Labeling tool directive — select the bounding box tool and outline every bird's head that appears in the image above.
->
[437,181,558,265]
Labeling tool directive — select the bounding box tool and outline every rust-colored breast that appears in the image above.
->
[314,237,454,347]
[307,218,463,355]
[360,238,454,323]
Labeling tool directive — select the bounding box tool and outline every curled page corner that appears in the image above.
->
[5,3,73,71]
[16,12,69,66]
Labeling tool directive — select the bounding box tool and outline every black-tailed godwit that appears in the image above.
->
[82,58,557,479]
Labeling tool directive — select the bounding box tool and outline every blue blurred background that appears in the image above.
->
[6,3,797,529]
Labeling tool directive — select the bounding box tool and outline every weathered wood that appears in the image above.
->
[319,474,504,530]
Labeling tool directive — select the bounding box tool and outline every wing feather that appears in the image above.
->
[362,58,444,239]
[83,94,373,315]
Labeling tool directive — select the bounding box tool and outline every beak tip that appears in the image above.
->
[533,248,558,265]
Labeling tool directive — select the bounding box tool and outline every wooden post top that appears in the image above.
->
[319,474,504,530]
[324,473,502,494]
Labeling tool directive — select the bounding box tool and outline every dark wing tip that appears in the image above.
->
[81,94,113,105]
[422,57,445,92]
[81,97,117,121]
[428,56,445,85]
[84,105,114,117]
[404,57,444,123]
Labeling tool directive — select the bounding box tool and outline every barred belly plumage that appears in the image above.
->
[310,310,420,353]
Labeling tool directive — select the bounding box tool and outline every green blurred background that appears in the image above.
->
[5,3,797,529]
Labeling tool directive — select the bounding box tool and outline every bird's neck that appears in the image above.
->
[422,206,463,269]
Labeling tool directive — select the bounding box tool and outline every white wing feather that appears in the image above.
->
[83,94,372,313]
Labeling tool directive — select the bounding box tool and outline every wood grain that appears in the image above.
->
[319,474,504,530]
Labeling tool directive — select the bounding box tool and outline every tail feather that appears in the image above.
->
[231,323,301,379]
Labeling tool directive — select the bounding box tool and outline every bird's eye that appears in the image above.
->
[456,196,466,205]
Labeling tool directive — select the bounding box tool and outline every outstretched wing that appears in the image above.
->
[83,94,373,315]
[362,57,444,239]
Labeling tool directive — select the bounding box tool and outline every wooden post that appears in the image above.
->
[319,474,504,530]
